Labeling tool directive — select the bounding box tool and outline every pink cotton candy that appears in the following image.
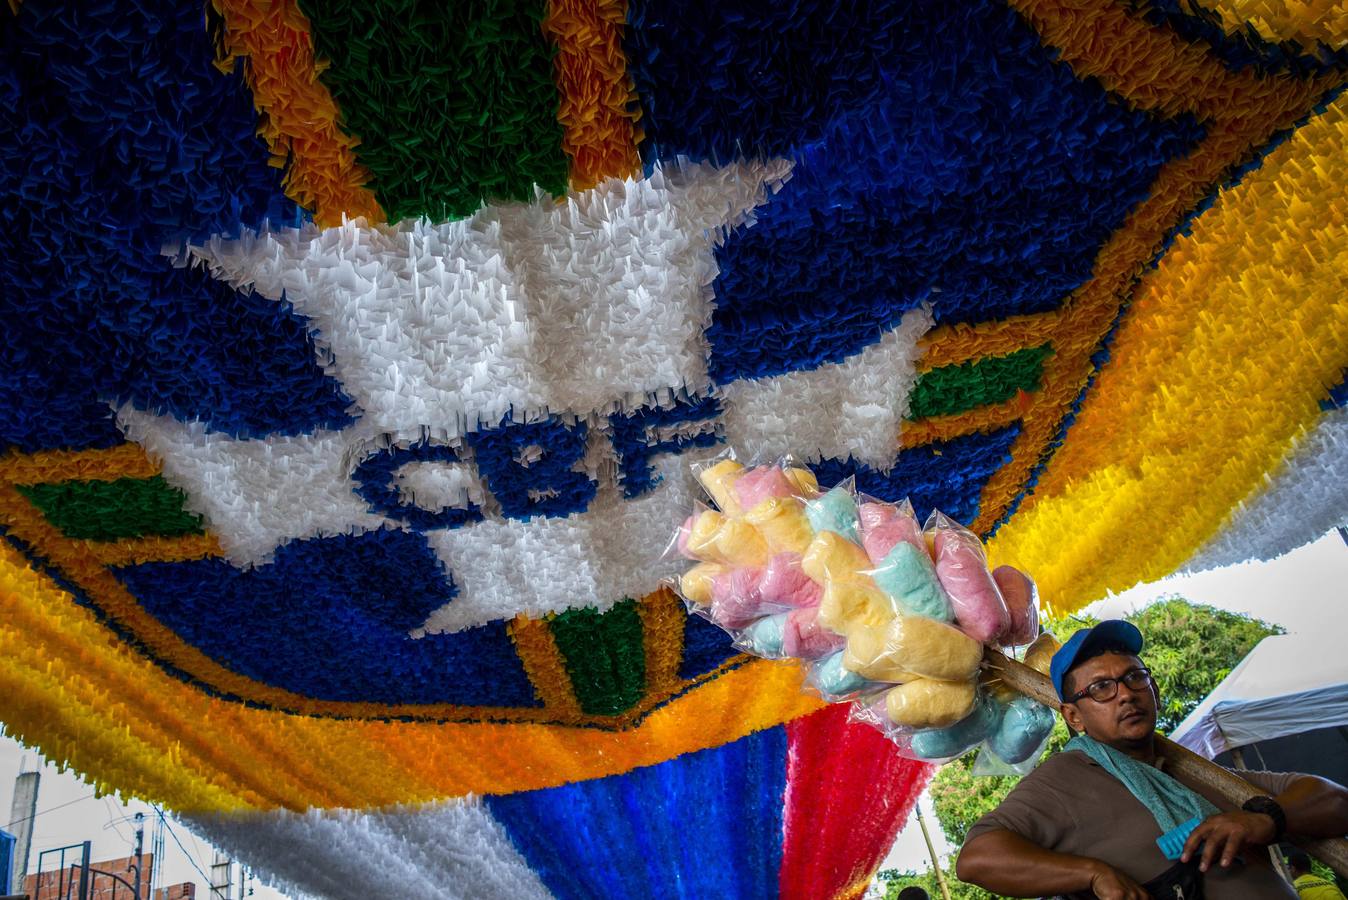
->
[858,502,900,532]
[782,606,846,659]
[933,522,1010,644]
[710,566,773,629]
[757,552,823,609]
[861,515,927,566]
[992,565,1040,646]
[733,466,798,509]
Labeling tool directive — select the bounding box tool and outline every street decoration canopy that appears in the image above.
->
[1,0,1346,897]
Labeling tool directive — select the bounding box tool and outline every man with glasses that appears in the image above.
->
[955,620,1348,899]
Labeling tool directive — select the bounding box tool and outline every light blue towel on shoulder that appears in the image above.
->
[1066,734,1218,834]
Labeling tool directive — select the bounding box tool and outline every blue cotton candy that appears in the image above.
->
[805,487,860,543]
[809,650,877,700]
[870,542,955,622]
[740,613,789,658]
[908,693,1002,760]
[987,696,1055,765]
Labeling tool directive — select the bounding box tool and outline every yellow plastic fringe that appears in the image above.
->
[955,0,1344,535]
[1190,0,1348,51]
[989,93,1348,614]
[0,535,821,812]
[545,0,643,190]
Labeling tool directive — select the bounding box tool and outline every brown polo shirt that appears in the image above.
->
[965,749,1299,898]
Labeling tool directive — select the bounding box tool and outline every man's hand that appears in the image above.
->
[1180,810,1277,871]
[1087,862,1149,899]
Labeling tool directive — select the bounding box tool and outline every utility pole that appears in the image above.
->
[6,766,40,893]
[151,813,165,900]
[209,850,232,900]
[131,812,145,899]
[915,804,952,900]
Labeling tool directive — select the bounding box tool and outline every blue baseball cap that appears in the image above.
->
[1050,620,1144,701]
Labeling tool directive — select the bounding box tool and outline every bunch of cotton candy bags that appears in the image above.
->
[670,455,1054,765]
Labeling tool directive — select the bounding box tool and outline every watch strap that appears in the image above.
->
[1241,795,1287,841]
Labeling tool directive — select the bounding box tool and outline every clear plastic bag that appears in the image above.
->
[992,565,1040,647]
[757,552,822,608]
[733,611,792,659]
[1022,631,1062,677]
[804,479,861,543]
[864,546,955,624]
[882,677,979,731]
[858,497,925,563]
[928,511,1011,644]
[906,691,1003,762]
[984,695,1055,766]
[686,554,821,632]
[971,733,1051,777]
[781,605,846,659]
[663,456,1049,758]
[679,503,770,567]
[841,614,983,683]
[806,650,885,702]
[691,451,746,516]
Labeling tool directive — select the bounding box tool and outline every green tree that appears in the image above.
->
[1127,598,1283,732]
[876,865,988,900]
[928,598,1281,855]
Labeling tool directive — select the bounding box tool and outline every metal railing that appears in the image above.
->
[31,843,142,900]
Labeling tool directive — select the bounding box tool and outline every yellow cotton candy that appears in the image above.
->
[782,466,819,497]
[842,622,916,683]
[819,578,892,633]
[744,497,814,554]
[1023,632,1061,677]
[712,519,769,567]
[801,531,871,583]
[844,615,982,683]
[885,678,978,729]
[698,459,745,515]
[680,563,722,605]
[686,509,729,561]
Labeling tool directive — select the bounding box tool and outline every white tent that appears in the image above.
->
[1171,633,1348,761]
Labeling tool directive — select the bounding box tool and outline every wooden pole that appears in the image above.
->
[981,646,1348,878]
[915,803,953,900]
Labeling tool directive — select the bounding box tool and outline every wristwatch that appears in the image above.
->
[1241,795,1287,841]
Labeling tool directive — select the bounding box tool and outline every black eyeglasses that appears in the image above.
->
[1067,667,1153,704]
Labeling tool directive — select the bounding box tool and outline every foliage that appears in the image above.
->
[875,865,991,900]
[928,598,1282,850]
[1121,597,1283,732]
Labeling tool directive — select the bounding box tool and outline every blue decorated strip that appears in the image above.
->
[487,723,788,900]
[112,529,541,708]
[682,0,1204,383]
[815,425,1023,529]
[0,0,349,452]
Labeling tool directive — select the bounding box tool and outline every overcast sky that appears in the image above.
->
[3,532,1344,897]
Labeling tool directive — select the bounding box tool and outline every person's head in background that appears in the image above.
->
[897,887,931,900]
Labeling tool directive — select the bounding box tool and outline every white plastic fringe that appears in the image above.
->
[188,159,793,446]
[116,407,395,567]
[116,308,926,621]
[1183,405,1348,574]
[417,439,721,634]
[718,305,934,469]
[183,799,554,900]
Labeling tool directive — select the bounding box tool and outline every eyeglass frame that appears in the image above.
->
[1064,666,1154,704]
